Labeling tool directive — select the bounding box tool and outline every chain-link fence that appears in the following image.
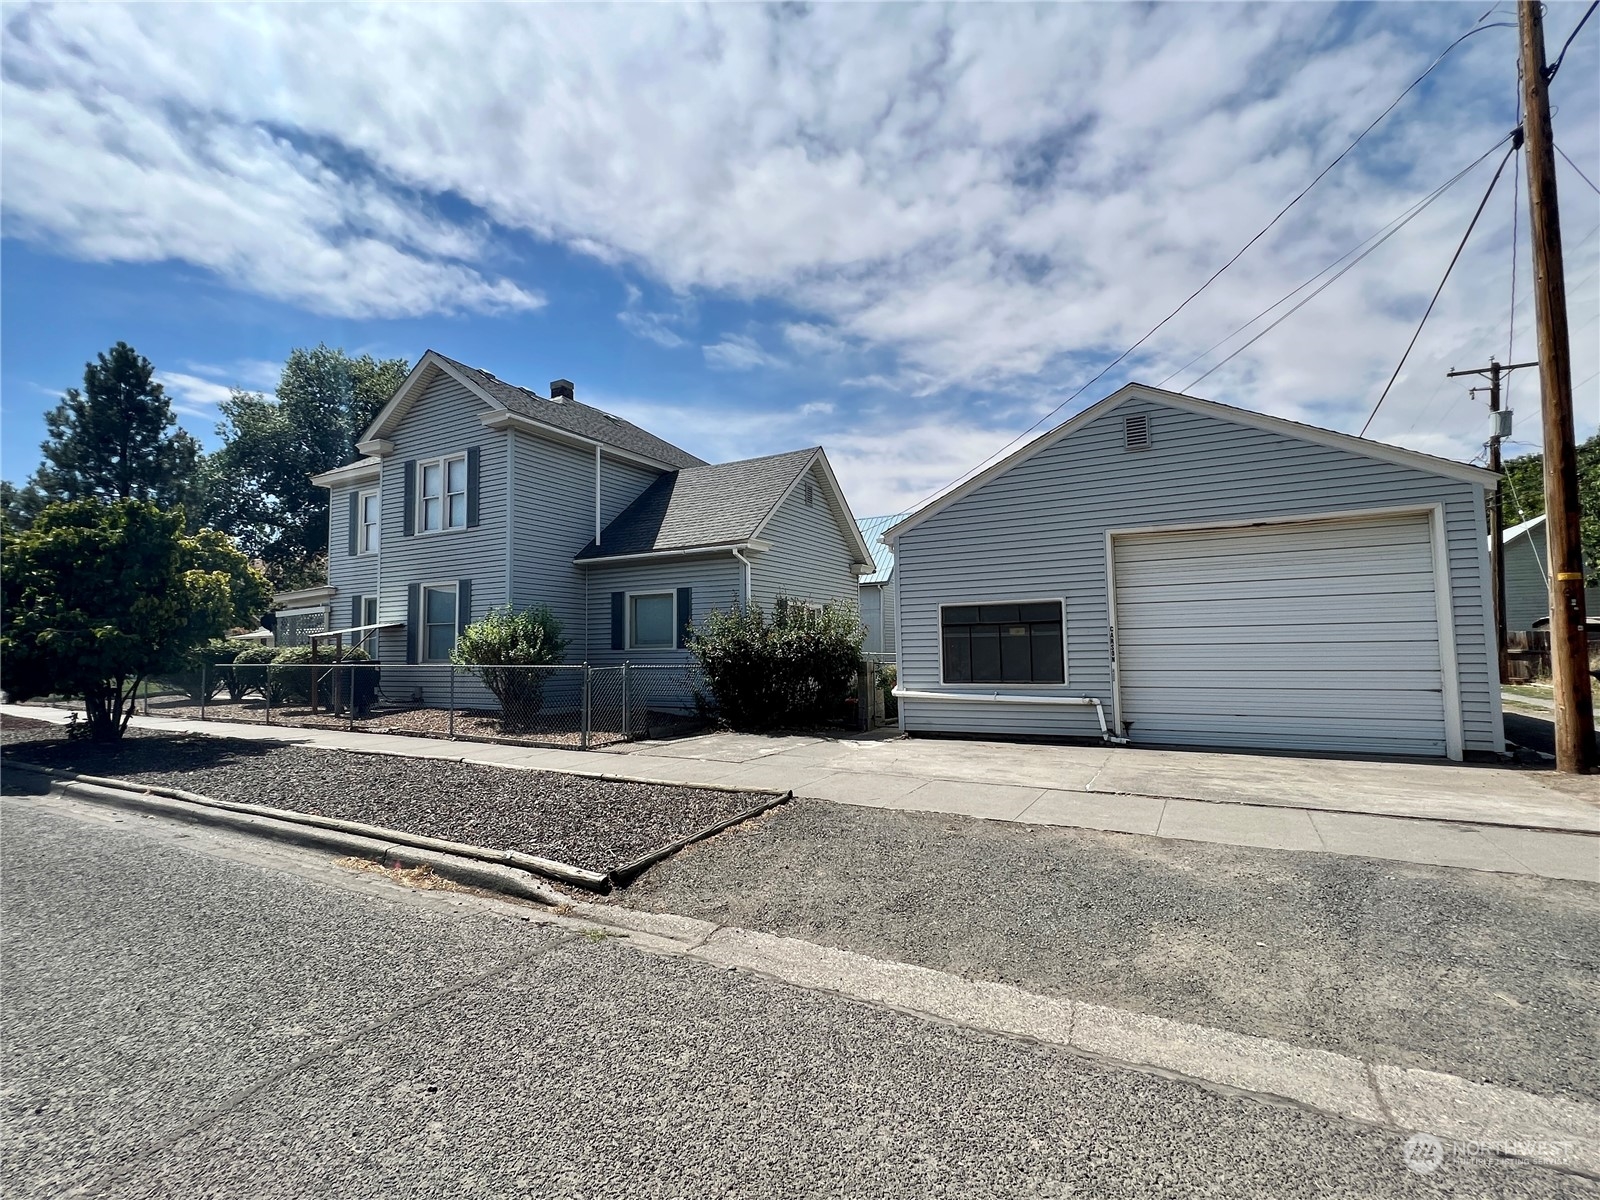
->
[136,660,710,750]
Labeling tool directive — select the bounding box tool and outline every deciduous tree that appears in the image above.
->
[1,500,269,741]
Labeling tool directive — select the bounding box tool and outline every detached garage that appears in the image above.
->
[885,384,1502,760]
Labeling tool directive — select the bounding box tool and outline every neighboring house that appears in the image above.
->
[1497,512,1600,632]
[855,514,904,659]
[290,350,871,706]
[1502,514,1551,632]
[885,383,1504,761]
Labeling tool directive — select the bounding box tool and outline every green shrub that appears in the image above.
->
[155,638,243,703]
[230,645,276,699]
[877,662,899,721]
[267,645,378,711]
[452,606,568,726]
[687,598,863,731]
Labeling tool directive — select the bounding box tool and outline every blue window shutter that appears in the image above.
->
[405,583,420,664]
[402,461,416,536]
[611,592,625,651]
[457,579,472,635]
[466,447,481,528]
[676,587,693,649]
[346,492,359,556]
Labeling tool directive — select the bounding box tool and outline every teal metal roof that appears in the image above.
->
[856,513,904,584]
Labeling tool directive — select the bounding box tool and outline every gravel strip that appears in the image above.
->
[610,797,1600,1106]
[2,720,772,873]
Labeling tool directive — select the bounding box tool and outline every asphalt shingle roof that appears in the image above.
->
[434,352,705,470]
[854,514,905,583]
[576,448,821,561]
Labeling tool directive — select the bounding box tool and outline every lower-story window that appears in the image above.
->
[629,592,675,649]
[941,600,1064,684]
[422,584,458,662]
[359,595,379,657]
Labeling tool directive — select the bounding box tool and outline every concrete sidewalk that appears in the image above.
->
[5,704,1596,881]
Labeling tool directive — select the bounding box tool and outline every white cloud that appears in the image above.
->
[157,371,236,419]
[3,1,1597,487]
[703,334,784,372]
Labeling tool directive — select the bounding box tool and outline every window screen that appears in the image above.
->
[630,593,674,649]
[941,602,1063,684]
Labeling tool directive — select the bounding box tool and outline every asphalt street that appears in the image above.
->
[614,798,1600,1104]
[3,794,1592,1199]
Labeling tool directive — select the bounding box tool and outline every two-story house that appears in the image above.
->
[278,350,873,710]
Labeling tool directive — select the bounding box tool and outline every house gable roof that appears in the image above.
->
[886,382,1499,542]
[576,447,873,565]
[1500,512,1546,544]
[358,350,704,470]
[855,514,905,583]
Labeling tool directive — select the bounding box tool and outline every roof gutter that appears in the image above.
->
[572,541,769,567]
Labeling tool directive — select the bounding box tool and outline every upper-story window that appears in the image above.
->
[419,454,467,532]
[358,489,380,554]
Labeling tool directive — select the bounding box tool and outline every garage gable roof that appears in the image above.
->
[885,383,1499,542]
[1500,513,1545,546]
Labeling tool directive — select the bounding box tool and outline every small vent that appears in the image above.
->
[804,482,815,506]
[1124,413,1152,451]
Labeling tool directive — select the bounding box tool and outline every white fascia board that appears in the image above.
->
[271,585,335,607]
[571,543,749,567]
[355,438,394,457]
[309,460,381,489]
[886,382,1498,543]
[478,410,681,474]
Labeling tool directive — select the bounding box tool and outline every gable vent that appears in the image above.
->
[1123,412,1152,451]
[804,481,815,506]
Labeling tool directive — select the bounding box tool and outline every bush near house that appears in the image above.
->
[452,605,569,726]
[267,645,378,711]
[229,645,277,699]
[156,638,243,703]
[688,598,864,732]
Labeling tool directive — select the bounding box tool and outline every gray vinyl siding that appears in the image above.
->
[895,396,1499,754]
[860,579,897,659]
[372,373,507,704]
[326,482,379,615]
[1503,535,1549,631]
[508,430,593,660]
[600,456,664,528]
[748,464,861,613]
[582,554,744,667]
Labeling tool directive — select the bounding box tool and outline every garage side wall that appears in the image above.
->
[893,397,1499,753]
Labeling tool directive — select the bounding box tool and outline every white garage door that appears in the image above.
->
[1113,513,1451,757]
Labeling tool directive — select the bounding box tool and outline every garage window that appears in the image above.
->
[941,601,1064,684]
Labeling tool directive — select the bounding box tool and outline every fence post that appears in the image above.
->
[449,666,456,739]
[581,665,591,750]
[200,664,208,722]
[621,662,631,740]
[265,669,272,725]
[349,666,356,732]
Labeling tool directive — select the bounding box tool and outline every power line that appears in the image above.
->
[1508,81,1523,407]
[1360,142,1518,436]
[1555,143,1600,195]
[1166,137,1511,391]
[1546,0,1598,81]
[895,14,1517,515]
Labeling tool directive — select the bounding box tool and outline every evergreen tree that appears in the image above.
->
[32,342,199,508]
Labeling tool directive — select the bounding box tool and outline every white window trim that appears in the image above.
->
[357,488,380,555]
[419,581,460,663]
[627,589,678,651]
[937,597,1069,688]
[416,453,468,536]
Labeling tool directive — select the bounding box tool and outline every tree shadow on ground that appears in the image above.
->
[2,731,278,780]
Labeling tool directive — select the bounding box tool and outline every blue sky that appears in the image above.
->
[3,2,1597,516]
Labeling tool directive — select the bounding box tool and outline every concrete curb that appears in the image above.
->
[4,761,613,891]
[669,924,1600,1180]
[28,776,570,906]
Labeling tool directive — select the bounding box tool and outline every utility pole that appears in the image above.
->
[1519,0,1595,773]
[1448,358,1537,682]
